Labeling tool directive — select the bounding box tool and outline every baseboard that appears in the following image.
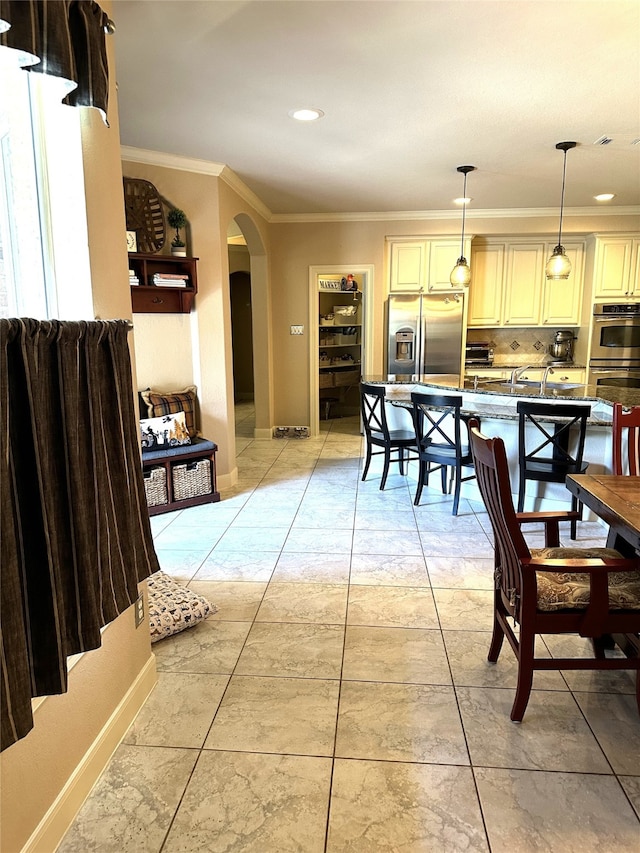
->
[253,427,273,440]
[217,468,238,490]
[22,655,157,853]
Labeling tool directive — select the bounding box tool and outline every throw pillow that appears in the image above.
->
[147,571,216,642]
[140,385,198,437]
[140,411,191,451]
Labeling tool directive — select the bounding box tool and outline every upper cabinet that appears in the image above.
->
[467,238,585,327]
[501,242,545,326]
[388,236,472,293]
[592,235,640,300]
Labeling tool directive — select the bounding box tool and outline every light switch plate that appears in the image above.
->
[290,325,304,335]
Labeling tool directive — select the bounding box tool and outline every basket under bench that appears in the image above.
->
[142,437,220,515]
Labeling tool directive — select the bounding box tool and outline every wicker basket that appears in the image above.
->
[319,371,335,389]
[144,466,168,507]
[172,459,212,501]
[333,368,360,387]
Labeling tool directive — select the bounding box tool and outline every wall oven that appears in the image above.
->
[590,303,640,365]
[589,303,640,388]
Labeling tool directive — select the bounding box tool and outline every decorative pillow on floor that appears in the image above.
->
[147,571,216,642]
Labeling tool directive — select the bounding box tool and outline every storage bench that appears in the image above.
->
[142,437,220,515]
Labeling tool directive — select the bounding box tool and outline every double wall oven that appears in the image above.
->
[589,303,640,389]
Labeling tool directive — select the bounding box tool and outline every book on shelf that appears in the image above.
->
[153,272,189,280]
[152,273,189,288]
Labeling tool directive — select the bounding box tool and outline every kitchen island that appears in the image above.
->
[365,375,639,515]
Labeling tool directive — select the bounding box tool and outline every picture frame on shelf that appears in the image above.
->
[126,230,137,253]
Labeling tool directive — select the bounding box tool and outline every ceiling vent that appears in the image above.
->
[593,135,613,145]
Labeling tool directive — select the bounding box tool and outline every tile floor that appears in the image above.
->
[59,403,640,852]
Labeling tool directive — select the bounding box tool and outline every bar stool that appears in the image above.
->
[516,401,591,540]
[411,391,477,515]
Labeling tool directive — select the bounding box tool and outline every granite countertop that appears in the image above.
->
[364,375,640,422]
[464,363,587,371]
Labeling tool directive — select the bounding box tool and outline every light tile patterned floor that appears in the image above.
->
[58,404,640,852]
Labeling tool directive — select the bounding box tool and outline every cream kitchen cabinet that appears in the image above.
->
[467,238,585,327]
[514,367,585,384]
[502,243,545,325]
[467,243,505,326]
[592,235,640,299]
[540,242,584,325]
[388,237,472,293]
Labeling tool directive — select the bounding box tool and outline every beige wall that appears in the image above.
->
[0,14,157,852]
[121,160,272,478]
[267,212,637,426]
[118,165,639,441]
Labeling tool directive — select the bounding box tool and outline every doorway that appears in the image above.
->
[229,267,256,442]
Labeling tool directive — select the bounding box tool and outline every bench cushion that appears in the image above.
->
[142,436,216,461]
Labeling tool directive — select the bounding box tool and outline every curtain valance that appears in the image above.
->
[1,318,160,752]
[0,0,111,122]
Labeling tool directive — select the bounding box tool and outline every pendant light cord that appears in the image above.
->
[557,148,568,247]
[459,170,468,259]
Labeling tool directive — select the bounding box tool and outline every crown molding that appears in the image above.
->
[119,147,640,225]
[270,205,640,223]
[119,147,272,221]
[120,146,226,175]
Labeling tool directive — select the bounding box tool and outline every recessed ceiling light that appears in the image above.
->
[454,197,472,205]
[289,108,324,121]
[594,193,615,201]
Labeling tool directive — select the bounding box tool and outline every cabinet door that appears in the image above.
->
[503,243,544,326]
[632,239,640,297]
[467,244,505,327]
[550,368,585,384]
[389,242,427,291]
[427,238,470,291]
[541,241,584,325]
[594,237,633,298]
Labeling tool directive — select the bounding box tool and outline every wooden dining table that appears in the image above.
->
[565,474,640,556]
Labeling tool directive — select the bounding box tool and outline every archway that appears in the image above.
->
[226,213,273,440]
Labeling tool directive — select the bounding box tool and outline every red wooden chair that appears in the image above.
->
[468,417,640,722]
[612,403,640,476]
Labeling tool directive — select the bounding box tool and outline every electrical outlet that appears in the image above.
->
[290,325,304,335]
[134,594,145,628]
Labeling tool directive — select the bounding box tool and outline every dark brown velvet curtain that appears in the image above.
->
[0,0,110,121]
[1,319,160,752]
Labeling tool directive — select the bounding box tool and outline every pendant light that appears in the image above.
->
[545,141,577,280]
[450,165,476,287]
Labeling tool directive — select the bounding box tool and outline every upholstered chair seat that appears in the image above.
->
[532,547,640,611]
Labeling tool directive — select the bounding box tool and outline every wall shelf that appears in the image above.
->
[129,252,198,314]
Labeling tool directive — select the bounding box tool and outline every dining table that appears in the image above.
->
[565,474,640,557]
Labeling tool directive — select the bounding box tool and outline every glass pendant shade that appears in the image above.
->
[546,141,576,280]
[450,257,471,287]
[545,245,572,280]
[450,165,476,287]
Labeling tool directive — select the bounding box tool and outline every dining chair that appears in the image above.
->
[468,418,640,722]
[516,400,591,540]
[612,403,640,476]
[410,391,477,515]
[360,383,418,490]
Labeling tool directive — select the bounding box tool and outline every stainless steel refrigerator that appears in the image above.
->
[387,292,464,377]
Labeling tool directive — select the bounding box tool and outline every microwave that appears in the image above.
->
[465,343,494,366]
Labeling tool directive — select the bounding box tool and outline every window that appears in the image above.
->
[0,55,92,320]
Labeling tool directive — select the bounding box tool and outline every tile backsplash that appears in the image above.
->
[466,328,579,366]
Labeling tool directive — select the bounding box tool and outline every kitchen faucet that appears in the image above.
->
[510,365,533,385]
[540,365,555,393]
